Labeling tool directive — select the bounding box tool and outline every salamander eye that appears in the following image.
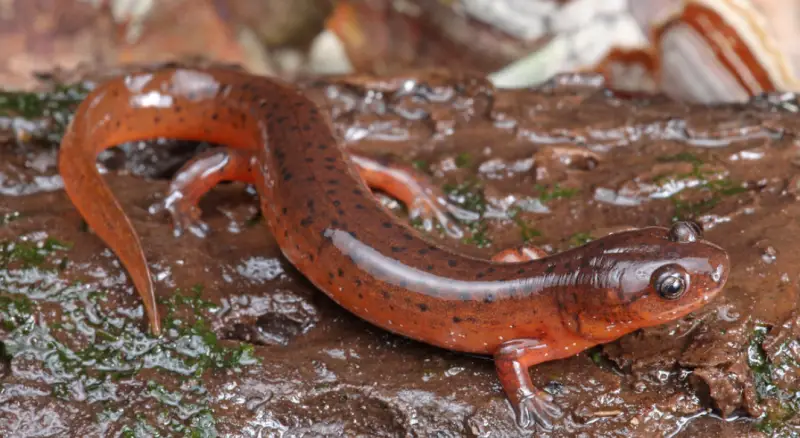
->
[668,221,703,243]
[652,264,690,300]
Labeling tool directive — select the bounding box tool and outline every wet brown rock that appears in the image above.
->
[5,67,800,435]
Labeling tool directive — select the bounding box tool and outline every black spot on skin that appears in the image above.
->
[212,113,218,120]
[276,116,288,125]
[418,248,429,255]
[325,157,336,163]
[517,268,525,275]
[302,124,311,131]
[355,279,362,287]
[300,217,313,227]
[328,179,339,185]
[338,268,344,277]
[355,204,365,210]
[337,209,345,216]
[352,189,361,196]
[381,290,391,299]
[282,207,288,215]
[447,259,457,268]
[484,294,495,303]
[382,222,392,229]
[391,246,405,253]
[318,144,328,150]
[487,267,496,273]
[283,173,293,181]
[546,264,556,274]
[563,262,572,270]
[476,272,485,279]
[426,265,434,271]
[305,157,314,163]
[358,293,364,299]
[331,219,340,227]
[326,189,337,195]
[403,233,413,241]
[417,303,429,312]
[174,105,182,113]
[452,316,463,323]
[328,272,334,280]
[333,200,341,207]
[154,117,161,124]
[115,121,121,128]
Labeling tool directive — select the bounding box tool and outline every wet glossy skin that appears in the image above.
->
[57,67,730,429]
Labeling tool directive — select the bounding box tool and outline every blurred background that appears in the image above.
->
[0,0,797,103]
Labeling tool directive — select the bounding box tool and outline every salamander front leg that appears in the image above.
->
[149,147,257,238]
[494,339,564,430]
[350,154,464,238]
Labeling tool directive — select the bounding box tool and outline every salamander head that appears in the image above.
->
[557,221,730,341]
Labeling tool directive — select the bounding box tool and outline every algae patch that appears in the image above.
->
[0,236,259,436]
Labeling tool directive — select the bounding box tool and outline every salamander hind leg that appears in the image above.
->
[350,154,464,238]
[494,339,564,430]
[149,147,258,238]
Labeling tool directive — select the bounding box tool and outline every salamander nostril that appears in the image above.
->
[668,221,704,243]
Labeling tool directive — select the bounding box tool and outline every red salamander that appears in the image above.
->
[58,67,731,429]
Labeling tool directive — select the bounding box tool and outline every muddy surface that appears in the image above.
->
[1,66,800,436]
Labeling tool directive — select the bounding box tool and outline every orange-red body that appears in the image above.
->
[58,67,730,429]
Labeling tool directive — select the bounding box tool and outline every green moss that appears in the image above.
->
[0,236,258,435]
[656,152,704,166]
[443,180,495,247]
[0,82,90,141]
[443,180,487,214]
[569,232,593,248]
[748,324,773,400]
[671,178,747,221]
[534,183,579,203]
[507,207,541,243]
[462,221,492,248]
[652,152,747,221]
[0,293,35,331]
[0,237,72,268]
[454,152,472,168]
[411,159,429,172]
[747,324,800,433]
